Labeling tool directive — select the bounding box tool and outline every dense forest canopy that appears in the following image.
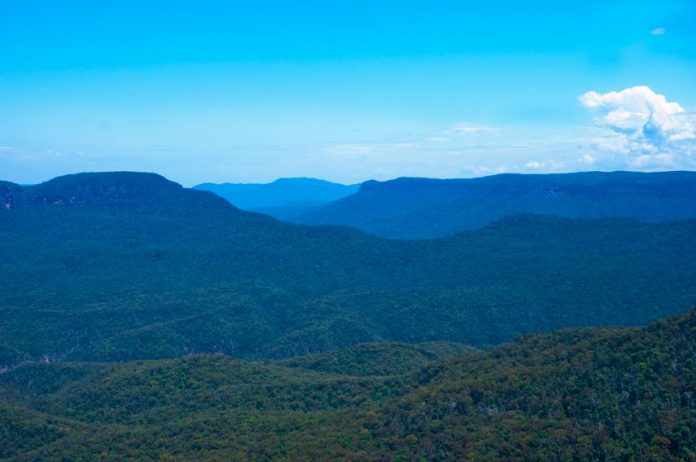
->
[5,0,696,458]
[291,171,696,238]
[1,172,695,365]
[1,308,693,460]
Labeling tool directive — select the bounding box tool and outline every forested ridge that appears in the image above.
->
[292,171,696,238]
[1,309,693,460]
[4,0,696,458]
[1,172,695,460]
[1,172,695,366]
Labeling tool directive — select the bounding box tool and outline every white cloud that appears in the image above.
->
[579,86,694,143]
[524,160,565,171]
[327,144,375,156]
[650,27,667,36]
[446,123,501,135]
[629,153,674,168]
[579,86,696,166]
[580,154,596,165]
[427,136,450,143]
[325,142,418,161]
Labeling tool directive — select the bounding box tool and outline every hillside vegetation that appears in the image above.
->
[292,171,696,238]
[1,309,693,461]
[1,172,695,365]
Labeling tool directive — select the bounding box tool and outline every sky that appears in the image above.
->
[1,1,695,185]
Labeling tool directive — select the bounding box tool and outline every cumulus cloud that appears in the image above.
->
[579,86,695,167]
[580,86,694,143]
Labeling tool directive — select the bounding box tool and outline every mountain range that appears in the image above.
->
[2,170,696,460]
[287,171,696,238]
[1,172,695,367]
[2,308,693,460]
[193,178,359,220]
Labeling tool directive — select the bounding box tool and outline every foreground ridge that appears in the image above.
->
[1,309,693,460]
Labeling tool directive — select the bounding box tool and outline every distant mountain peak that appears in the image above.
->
[271,177,349,186]
[0,172,237,211]
[194,177,360,217]
[18,172,182,207]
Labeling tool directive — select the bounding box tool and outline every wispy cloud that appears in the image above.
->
[445,123,502,136]
[580,154,596,165]
[650,27,667,36]
[525,160,566,171]
[301,95,696,181]
[325,142,417,160]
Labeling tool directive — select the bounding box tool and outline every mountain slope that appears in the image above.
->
[293,171,696,238]
[1,172,695,365]
[368,307,696,460]
[194,177,359,219]
[1,309,693,461]
[277,341,475,376]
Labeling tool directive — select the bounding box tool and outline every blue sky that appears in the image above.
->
[1,1,695,185]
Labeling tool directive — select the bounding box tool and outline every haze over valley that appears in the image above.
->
[2,1,696,460]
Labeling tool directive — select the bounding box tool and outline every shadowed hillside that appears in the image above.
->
[1,172,695,366]
[293,171,696,238]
